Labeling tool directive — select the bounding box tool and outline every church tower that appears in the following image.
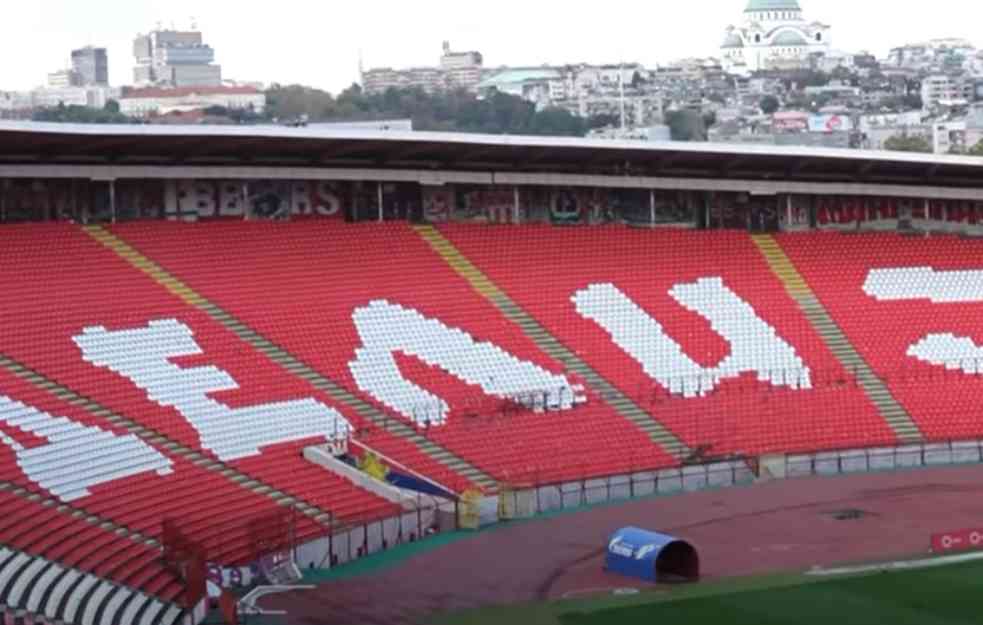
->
[721,0,831,74]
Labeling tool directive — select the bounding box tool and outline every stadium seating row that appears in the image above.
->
[5,220,983,625]
[778,233,983,441]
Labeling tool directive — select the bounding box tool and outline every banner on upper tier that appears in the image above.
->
[452,186,517,224]
[816,197,983,234]
[160,179,349,220]
[422,186,453,223]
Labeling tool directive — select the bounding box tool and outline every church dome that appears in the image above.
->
[771,30,808,45]
[722,32,745,48]
[745,0,801,10]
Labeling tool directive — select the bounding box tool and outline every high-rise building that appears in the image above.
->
[363,42,484,95]
[133,27,222,87]
[71,46,109,86]
[47,69,80,88]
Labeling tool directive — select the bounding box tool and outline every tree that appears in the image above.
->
[968,140,983,156]
[32,103,131,124]
[759,95,780,115]
[285,84,588,137]
[588,113,619,129]
[665,110,707,141]
[883,134,932,153]
[104,99,120,114]
[901,93,923,111]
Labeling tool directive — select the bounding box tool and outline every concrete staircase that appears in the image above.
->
[412,225,690,461]
[83,226,496,493]
[751,234,923,443]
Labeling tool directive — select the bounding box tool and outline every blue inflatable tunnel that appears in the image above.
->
[604,527,699,583]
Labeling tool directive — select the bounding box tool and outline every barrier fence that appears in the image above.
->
[188,433,983,623]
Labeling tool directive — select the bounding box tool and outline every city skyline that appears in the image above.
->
[4,0,983,93]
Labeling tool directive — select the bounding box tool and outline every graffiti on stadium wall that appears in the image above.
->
[162,179,349,220]
[814,196,983,234]
[1,178,982,234]
[423,186,454,223]
[451,186,516,223]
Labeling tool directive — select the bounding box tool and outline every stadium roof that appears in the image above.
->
[1,121,983,189]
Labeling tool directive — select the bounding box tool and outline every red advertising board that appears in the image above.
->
[930,527,983,554]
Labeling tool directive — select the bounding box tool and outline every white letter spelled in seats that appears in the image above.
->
[573,280,811,397]
[73,319,352,461]
[865,267,983,374]
[349,300,580,426]
[864,267,983,303]
[0,395,173,501]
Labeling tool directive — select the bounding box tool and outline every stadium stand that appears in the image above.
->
[778,232,983,442]
[110,221,680,484]
[441,224,900,457]
[0,394,189,625]
[8,217,983,625]
[7,123,983,625]
[0,224,400,555]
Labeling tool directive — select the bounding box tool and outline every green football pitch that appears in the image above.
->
[434,558,983,625]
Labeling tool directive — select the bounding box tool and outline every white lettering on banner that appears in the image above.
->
[349,300,581,426]
[73,319,352,461]
[865,268,983,374]
[573,280,811,398]
[0,395,173,502]
[864,267,983,303]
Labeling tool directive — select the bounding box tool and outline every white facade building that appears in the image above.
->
[47,70,80,88]
[720,0,831,74]
[119,86,265,118]
[921,74,973,110]
[133,28,222,87]
[363,42,484,94]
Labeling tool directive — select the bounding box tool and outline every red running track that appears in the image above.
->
[261,464,983,625]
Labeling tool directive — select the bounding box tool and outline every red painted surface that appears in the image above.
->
[930,527,983,554]
[262,465,983,625]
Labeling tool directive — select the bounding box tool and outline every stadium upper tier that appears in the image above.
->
[6,219,983,624]
[2,121,983,190]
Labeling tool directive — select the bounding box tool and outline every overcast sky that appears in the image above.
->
[3,0,980,93]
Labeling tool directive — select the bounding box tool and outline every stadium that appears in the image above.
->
[3,121,983,625]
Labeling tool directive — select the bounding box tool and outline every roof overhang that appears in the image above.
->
[1,121,982,189]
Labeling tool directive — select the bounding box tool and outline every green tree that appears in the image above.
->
[588,113,620,129]
[104,99,120,114]
[760,95,780,115]
[968,140,983,156]
[883,134,932,153]
[901,93,923,111]
[665,109,707,141]
[302,85,588,136]
[264,84,336,121]
[32,104,131,124]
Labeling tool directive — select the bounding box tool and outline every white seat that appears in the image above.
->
[80,581,116,625]
[45,568,80,620]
